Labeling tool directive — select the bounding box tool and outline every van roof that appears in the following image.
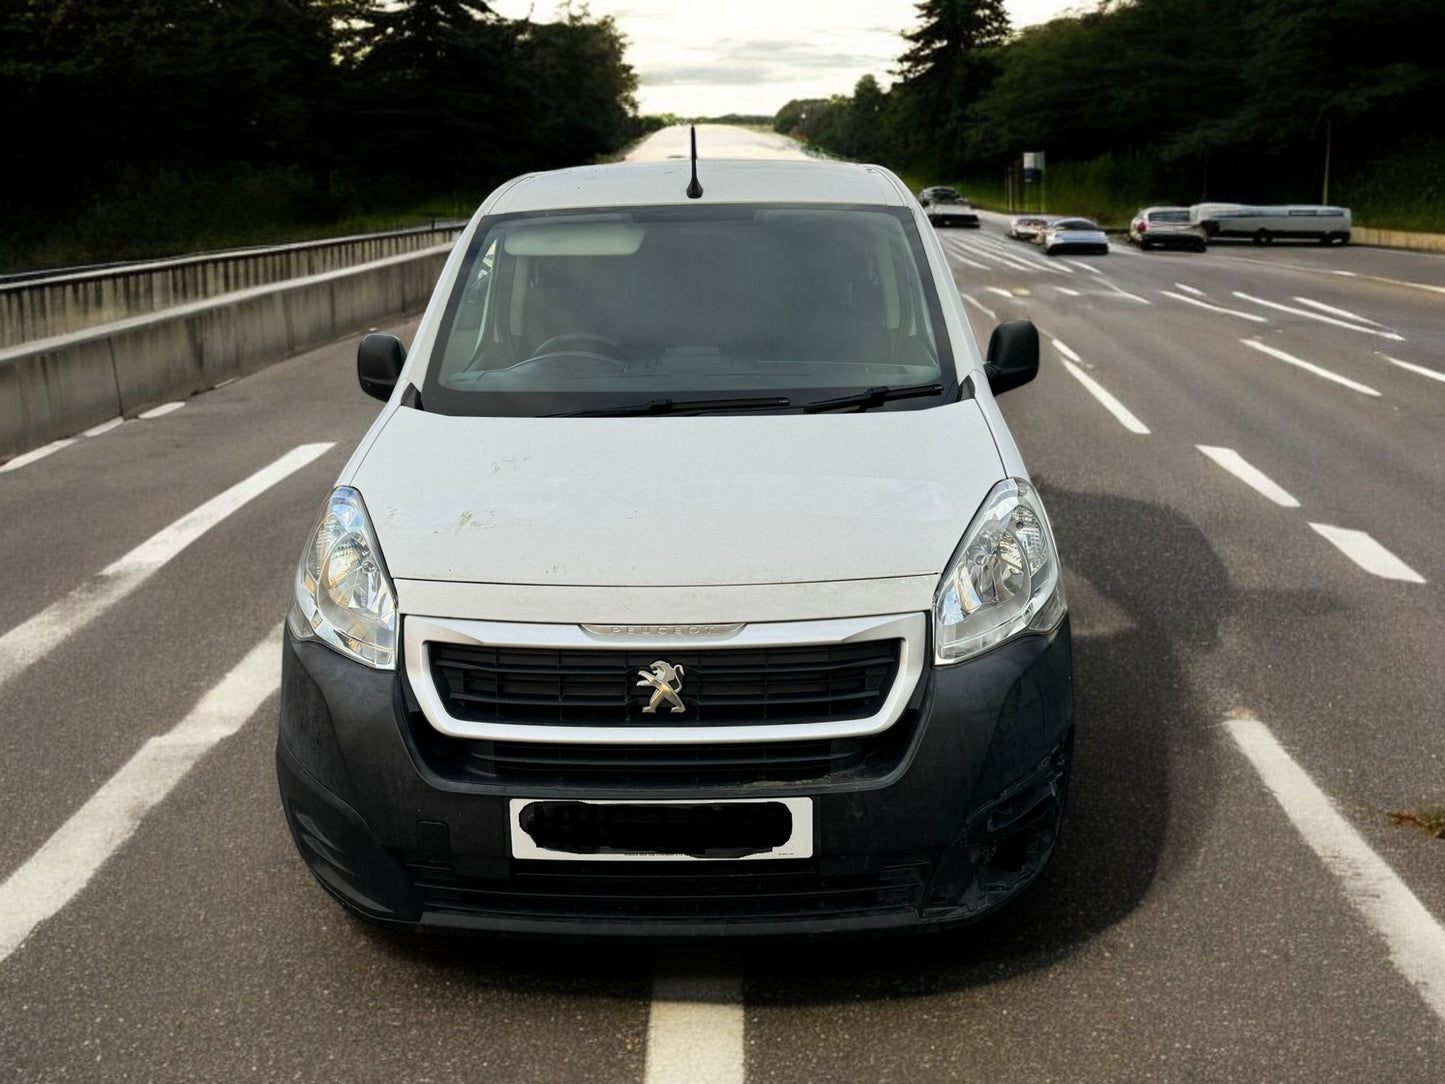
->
[488,159,910,214]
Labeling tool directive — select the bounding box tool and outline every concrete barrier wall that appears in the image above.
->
[0,244,452,459]
[1352,226,1445,254]
[0,225,463,348]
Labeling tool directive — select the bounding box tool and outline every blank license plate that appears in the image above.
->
[509,797,813,861]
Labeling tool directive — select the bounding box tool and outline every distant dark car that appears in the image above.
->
[1039,218,1109,256]
[918,186,980,228]
[1128,206,1207,252]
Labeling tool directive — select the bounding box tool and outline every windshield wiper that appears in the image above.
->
[799,382,945,413]
[550,395,791,418]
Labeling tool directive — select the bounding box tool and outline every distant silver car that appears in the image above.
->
[1128,206,1206,252]
[1039,218,1109,256]
[1008,215,1051,241]
[917,186,980,228]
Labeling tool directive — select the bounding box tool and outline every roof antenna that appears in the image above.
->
[685,125,704,200]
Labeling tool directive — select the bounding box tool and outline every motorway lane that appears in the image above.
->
[0,322,657,1083]
[0,216,1441,1080]
[949,218,1445,944]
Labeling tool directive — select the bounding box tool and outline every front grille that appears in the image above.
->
[429,640,900,727]
[411,857,931,924]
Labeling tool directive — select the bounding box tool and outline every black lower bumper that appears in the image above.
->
[276,619,1073,937]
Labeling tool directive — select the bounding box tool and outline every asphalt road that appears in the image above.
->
[1,214,1442,1082]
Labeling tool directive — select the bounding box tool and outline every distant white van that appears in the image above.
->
[1190,202,1352,245]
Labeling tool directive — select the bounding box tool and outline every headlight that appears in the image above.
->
[933,478,1066,664]
[288,486,397,669]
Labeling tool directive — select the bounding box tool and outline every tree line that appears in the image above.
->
[776,0,1445,227]
[0,0,651,270]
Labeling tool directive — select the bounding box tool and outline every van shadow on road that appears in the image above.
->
[735,482,1242,1000]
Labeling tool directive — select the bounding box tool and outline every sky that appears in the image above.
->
[495,2,1088,118]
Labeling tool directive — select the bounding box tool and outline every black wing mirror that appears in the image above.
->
[984,320,1039,395]
[357,333,407,401]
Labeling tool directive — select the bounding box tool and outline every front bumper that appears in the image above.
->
[276,618,1074,937]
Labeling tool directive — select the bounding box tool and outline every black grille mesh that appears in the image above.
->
[429,639,900,727]
[412,858,931,923]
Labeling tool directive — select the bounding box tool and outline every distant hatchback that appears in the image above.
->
[917,185,980,228]
[1008,215,1051,241]
[1128,206,1206,252]
[1039,218,1109,256]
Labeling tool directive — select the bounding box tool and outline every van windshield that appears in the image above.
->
[422,204,956,417]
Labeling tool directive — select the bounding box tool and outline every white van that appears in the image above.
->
[276,156,1074,936]
[1190,202,1352,245]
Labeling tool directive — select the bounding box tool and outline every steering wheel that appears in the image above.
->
[531,332,623,359]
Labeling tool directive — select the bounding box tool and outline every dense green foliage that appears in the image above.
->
[0,0,646,270]
[776,0,1445,228]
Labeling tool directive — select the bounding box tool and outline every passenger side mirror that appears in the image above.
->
[357,333,407,401]
[984,320,1040,395]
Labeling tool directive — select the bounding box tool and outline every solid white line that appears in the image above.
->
[138,401,186,419]
[1197,446,1300,507]
[645,968,744,1084]
[81,418,125,438]
[1380,354,1445,384]
[0,439,78,474]
[1240,339,1381,397]
[1234,292,1405,341]
[0,442,332,690]
[0,627,283,962]
[1161,291,1268,322]
[1173,282,1206,296]
[1309,524,1425,583]
[1051,339,1151,434]
[1225,714,1445,1024]
[1293,296,1384,327]
[958,293,997,321]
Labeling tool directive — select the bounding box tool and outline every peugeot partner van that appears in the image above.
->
[276,155,1074,936]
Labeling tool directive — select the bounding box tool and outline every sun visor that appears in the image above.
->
[503,221,646,257]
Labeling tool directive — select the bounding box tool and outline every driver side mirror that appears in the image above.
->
[984,320,1039,395]
[358,333,407,401]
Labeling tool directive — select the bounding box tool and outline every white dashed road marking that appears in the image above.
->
[1292,296,1385,327]
[0,442,333,691]
[645,966,745,1084]
[1309,524,1425,583]
[1240,339,1380,397]
[81,418,124,438]
[1051,339,1150,434]
[0,627,283,962]
[0,439,78,474]
[1161,291,1268,322]
[958,293,997,321]
[137,401,186,419]
[1226,714,1445,1024]
[1380,354,1445,384]
[1197,446,1300,507]
[1234,292,1405,341]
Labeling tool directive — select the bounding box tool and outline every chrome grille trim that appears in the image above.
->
[404,613,926,744]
